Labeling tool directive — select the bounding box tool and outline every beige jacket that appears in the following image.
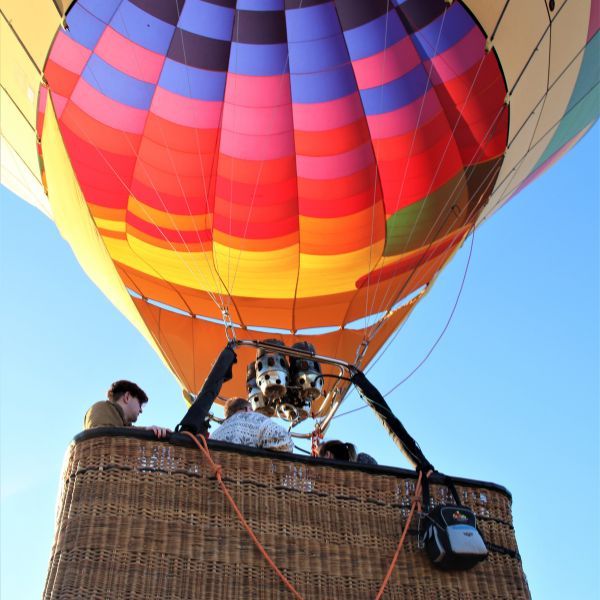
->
[84,401,128,429]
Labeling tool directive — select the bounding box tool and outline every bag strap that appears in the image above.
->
[420,472,463,512]
[421,468,431,512]
[444,475,462,506]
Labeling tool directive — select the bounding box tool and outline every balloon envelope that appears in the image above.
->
[1,0,598,398]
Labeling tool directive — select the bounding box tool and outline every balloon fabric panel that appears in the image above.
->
[2,0,595,399]
[38,0,509,368]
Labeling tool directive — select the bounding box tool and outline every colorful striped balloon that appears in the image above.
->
[2,0,598,399]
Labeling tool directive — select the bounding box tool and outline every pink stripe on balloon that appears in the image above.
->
[50,92,68,118]
[352,35,421,90]
[38,85,48,113]
[151,87,222,129]
[292,92,365,131]
[221,102,294,135]
[224,73,291,107]
[219,129,295,160]
[367,88,441,139]
[589,0,599,40]
[425,27,484,86]
[296,141,374,180]
[95,27,165,84]
[71,79,147,134]
[48,30,91,74]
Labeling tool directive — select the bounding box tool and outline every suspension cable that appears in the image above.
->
[334,228,475,421]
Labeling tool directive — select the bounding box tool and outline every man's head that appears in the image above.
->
[224,397,251,419]
[108,380,148,425]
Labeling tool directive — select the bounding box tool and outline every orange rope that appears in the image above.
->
[310,428,323,457]
[374,470,424,600]
[181,432,305,600]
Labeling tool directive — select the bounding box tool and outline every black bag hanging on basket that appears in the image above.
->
[420,475,488,570]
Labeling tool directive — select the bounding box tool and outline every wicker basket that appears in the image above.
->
[44,430,530,600]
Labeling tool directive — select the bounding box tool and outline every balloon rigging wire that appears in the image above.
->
[360,5,450,343]
[364,142,504,377]
[363,50,498,349]
[225,10,242,294]
[465,0,588,210]
[334,226,475,421]
[62,110,220,312]
[120,8,229,311]
[506,41,591,153]
[490,79,599,210]
[484,82,600,216]
[225,0,307,309]
[359,13,498,348]
[363,8,514,339]
[401,63,489,255]
[363,103,507,380]
[347,5,506,376]
[383,226,475,398]
[360,0,393,339]
[390,7,450,247]
[169,0,231,311]
[2,133,48,210]
[64,9,228,314]
[360,0,591,339]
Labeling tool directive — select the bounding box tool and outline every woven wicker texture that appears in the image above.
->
[44,434,530,600]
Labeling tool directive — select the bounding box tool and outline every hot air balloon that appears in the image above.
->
[2,1,597,598]
[3,0,597,422]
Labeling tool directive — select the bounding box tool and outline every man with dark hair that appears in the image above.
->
[210,398,293,452]
[318,439,378,465]
[84,380,170,438]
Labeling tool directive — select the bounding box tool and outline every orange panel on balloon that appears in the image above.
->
[132,296,419,399]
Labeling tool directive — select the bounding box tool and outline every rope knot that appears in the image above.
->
[210,463,223,479]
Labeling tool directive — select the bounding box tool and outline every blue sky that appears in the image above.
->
[1,124,598,599]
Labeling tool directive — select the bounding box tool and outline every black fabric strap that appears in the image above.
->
[350,369,434,472]
[421,472,463,510]
[447,478,462,505]
[422,473,431,511]
[175,343,238,435]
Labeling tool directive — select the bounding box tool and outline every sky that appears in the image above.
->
[1,123,598,599]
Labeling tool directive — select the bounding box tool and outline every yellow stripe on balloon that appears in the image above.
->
[213,241,300,299]
[94,217,126,232]
[297,240,385,297]
[104,234,223,294]
[128,195,212,232]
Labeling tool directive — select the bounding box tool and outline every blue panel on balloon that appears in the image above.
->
[159,59,227,101]
[286,2,341,43]
[228,43,289,76]
[111,0,175,54]
[179,0,235,42]
[291,64,357,104]
[343,11,407,61]
[66,3,106,50]
[360,65,428,115]
[288,34,350,74]
[83,54,155,109]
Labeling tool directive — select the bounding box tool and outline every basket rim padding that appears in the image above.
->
[73,427,512,499]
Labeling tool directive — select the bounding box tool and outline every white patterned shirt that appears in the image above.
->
[210,411,294,453]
